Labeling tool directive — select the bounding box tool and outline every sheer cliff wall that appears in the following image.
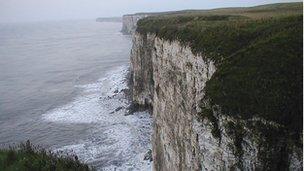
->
[130,32,302,170]
[121,14,149,35]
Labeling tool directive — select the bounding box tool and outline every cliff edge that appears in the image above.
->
[129,2,303,170]
[121,14,149,35]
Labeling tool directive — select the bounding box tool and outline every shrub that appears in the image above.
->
[0,141,91,171]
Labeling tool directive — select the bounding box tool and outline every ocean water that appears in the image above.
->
[0,20,152,170]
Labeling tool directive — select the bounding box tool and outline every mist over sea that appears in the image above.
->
[0,20,152,170]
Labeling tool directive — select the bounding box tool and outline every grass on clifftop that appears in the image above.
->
[204,16,302,133]
[137,2,302,63]
[135,2,302,169]
[0,141,91,171]
[137,2,303,143]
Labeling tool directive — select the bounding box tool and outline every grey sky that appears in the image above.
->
[0,0,302,23]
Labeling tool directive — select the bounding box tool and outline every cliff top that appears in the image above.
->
[125,2,302,18]
[136,2,303,147]
[137,2,302,62]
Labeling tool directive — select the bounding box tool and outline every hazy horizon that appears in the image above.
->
[0,0,302,23]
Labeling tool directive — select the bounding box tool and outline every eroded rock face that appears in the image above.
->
[152,37,218,171]
[131,32,215,170]
[130,32,302,170]
[130,33,155,106]
[121,14,149,35]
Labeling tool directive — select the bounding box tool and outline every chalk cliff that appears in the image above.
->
[128,3,302,170]
[130,32,302,170]
[121,14,149,35]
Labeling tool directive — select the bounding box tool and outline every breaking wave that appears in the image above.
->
[42,65,153,170]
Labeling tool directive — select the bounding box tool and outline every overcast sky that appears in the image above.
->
[0,0,301,23]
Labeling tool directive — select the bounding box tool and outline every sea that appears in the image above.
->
[0,20,152,170]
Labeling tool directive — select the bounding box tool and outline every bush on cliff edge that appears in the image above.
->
[0,140,91,171]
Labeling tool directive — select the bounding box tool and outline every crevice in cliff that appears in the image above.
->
[125,68,152,115]
[198,105,222,144]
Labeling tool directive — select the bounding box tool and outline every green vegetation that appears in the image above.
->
[0,141,91,171]
[246,120,292,170]
[137,2,302,169]
[199,106,221,142]
[135,2,302,20]
[204,16,302,134]
[137,1,302,138]
[225,121,245,166]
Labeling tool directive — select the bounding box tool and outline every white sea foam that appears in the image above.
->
[42,65,153,170]
[43,66,128,124]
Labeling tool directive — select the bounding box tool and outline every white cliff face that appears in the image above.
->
[130,32,302,171]
[122,14,149,35]
[193,115,260,171]
[130,33,155,105]
[152,37,216,171]
[131,32,216,170]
